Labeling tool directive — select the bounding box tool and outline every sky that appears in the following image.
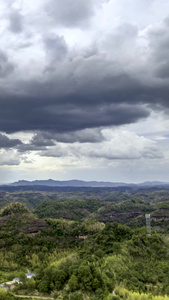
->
[0,0,169,184]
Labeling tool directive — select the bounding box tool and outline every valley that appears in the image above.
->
[0,187,169,299]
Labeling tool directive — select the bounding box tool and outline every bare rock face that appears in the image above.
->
[98,211,141,223]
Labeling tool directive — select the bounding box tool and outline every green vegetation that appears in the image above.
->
[0,202,30,217]
[34,199,101,221]
[114,287,169,300]
[0,289,16,300]
[1,189,169,232]
[0,190,169,299]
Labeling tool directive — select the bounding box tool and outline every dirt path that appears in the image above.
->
[14,294,54,299]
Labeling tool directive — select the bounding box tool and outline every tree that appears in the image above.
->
[68,274,79,292]
[78,265,93,290]
[0,289,15,300]
[26,277,36,291]
[70,292,83,300]
[19,272,27,285]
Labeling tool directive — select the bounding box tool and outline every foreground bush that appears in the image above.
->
[115,287,169,300]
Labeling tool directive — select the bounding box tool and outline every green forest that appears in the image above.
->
[0,189,169,299]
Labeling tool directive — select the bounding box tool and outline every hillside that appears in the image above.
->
[0,190,169,299]
[0,203,169,299]
[0,203,47,235]
[34,198,102,221]
[1,190,169,233]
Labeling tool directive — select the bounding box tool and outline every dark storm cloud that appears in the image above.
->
[0,45,166,136]
[0,51,14,77]
[0,133,22,148]
[47,0,95,28]
[1,16,169,136]
[0,91,150,134]
[52,129,105,143]
[32,128,104,144]
[31,133,56,147]
[149,18,169,79]
[8,10,23,33]
[0,52,166,135]
[16,133,55,152]
[16,129,105,154]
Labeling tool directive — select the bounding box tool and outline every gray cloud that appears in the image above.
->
[16,132,55,153]
[0,91,150,134]
[0,133,22,148]
[47,0,95,28]
[33,128,105,144]
[149,18,169,79]
[0,39,168,137]
[44,35,68,61]
[40,145,69,157]
[55,128,105,143]
[0,158,20,166]
[0,51,14,78]
[31,133,56,147]
[88,145,162,160]
[154,64,169,79]
[17,144,48,153]
[101,23,138,55]
[0,14,169,139]
[8,10,23,33]
[149,19,169,63]
[16,129,105,154]
[0,0,169,183]
[18,42,33,49]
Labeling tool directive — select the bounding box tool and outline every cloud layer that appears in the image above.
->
[0,0,169,182]
[0,19,169,135]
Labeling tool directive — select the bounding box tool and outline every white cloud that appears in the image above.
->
[40,129,163,160]
[80,130,162,160]
[0,150,20,165]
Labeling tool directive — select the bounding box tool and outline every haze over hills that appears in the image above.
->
[5,179,169,187]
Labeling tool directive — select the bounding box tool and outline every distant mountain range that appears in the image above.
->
[7,179,169,187]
